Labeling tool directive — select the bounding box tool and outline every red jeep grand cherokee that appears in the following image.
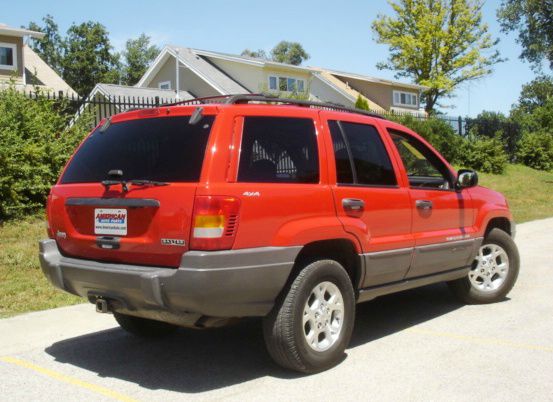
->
[40,95,519,373]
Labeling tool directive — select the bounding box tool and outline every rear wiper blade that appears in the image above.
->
[128,179,169,187]
[102,179,129,192]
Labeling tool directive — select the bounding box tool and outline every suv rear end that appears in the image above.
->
[40,103,308,328]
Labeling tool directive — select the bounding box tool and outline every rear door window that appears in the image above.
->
[238,117,319,183]
[329,121,397,186]
[61,116,214,184]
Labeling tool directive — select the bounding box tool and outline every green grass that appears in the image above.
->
[0,164,551,318]
[478,164,553,223]
[0,216,81,318]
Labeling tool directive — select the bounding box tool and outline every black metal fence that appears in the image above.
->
[20,90,468,135]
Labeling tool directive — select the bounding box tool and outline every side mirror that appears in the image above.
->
[456,169,478,190]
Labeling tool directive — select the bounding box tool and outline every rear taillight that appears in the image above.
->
[46,193,54,239]
[190,196,240,250]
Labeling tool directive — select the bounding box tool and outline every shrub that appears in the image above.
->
[515,132,553,171]
[466,111,521,160]
[0,87,91,220]
[457,137,508,174]
[355,94,370,111]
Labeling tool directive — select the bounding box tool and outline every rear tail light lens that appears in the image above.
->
[190,196,240,250]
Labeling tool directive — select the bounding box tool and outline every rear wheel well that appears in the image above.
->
[485,217,511,237]
[290,239,361,289]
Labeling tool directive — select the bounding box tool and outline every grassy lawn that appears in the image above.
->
[0,217,81,318]
[478,164,553,223]
[0,164,551,318]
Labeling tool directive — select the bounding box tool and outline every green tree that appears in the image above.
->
[270,41,310,65]
[26,15,63,75]
[240,49,268,59]
[498,0,553,70]
[62,22,120,95]
[372,0,503,113]
[121,34,160,86]
[516,75,553,113]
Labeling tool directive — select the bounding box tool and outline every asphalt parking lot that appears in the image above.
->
[1,218,552,402]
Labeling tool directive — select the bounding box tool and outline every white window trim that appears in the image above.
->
[268,74,306,93]
[393,90,418,107]
[0,42,17,71]
[158,80,171,90]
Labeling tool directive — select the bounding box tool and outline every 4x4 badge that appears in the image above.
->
[161,238,186,246]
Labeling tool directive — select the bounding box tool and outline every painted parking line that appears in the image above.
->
[0,356,138,402]
[408,328,553,353]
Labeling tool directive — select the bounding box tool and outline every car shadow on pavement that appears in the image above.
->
[45,283,464,393]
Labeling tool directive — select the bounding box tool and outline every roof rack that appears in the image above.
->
[162,93,386,120]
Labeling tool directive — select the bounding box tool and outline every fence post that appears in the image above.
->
[155,96,159,107]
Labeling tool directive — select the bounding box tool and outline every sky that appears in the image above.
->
[4,0,538,117]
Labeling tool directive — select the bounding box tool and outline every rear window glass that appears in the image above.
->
[238,117,319,183]
[61,116,214,184]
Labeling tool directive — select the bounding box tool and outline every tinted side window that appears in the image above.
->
[389,130,453,189]
[61,116,214,183]
[329,121,397,186]
[238,117,319,183]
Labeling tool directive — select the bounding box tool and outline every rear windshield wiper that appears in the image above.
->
[101,179,168,192]
[128,179,169,187]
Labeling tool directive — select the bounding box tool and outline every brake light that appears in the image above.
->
[190,196,240,250]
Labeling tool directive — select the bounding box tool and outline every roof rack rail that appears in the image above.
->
[162,93,386,119]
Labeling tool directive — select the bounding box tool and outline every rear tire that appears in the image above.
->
[263,259,355,373]
[448,228,520,304]
[114,312,178,337]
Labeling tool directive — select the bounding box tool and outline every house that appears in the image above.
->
[0,23,77,96]
[86,44,426,119]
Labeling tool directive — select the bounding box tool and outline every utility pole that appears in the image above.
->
[175,48,180,100]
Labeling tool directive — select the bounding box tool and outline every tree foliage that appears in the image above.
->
[372,0,503,113]
[240,49,268,59]
[241,41,310,66]
[61,22,120,95]
[498,0,553,70]
[270,41,310,65]
[516,75,553,113]
[26,15,63,75]
[355,94,370,111]
[121,34,160,86]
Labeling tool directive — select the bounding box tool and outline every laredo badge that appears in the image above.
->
[161,238,186,246]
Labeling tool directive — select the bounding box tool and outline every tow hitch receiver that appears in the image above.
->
[95,298,110,313]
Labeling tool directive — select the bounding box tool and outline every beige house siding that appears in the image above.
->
[208,58,264,92]
[335,76,420,110]
[310,75,355,106]
[149,58,220,97]
[0,35,24,80]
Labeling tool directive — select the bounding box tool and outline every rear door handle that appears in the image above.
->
[416,200,433,210]
[342,198,365,212]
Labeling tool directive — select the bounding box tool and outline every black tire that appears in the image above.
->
[114,312,178,337]
[448,228,520,304]
[263,259,355,373]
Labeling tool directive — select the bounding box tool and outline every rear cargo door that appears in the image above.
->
[48,112,215,267]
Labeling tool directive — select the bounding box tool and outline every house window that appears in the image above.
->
[0,43,17,70]
[393,90,418,107]
[158,81,171,90]
[268,75,306,92]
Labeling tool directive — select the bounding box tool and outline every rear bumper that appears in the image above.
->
[39,239,300,321]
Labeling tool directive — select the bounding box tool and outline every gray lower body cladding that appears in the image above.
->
[39,239,300,323]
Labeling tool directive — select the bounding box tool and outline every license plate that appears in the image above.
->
[94,208,127,235]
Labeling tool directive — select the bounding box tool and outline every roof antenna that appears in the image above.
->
[189,107,204,125]
[99,117,112,133]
